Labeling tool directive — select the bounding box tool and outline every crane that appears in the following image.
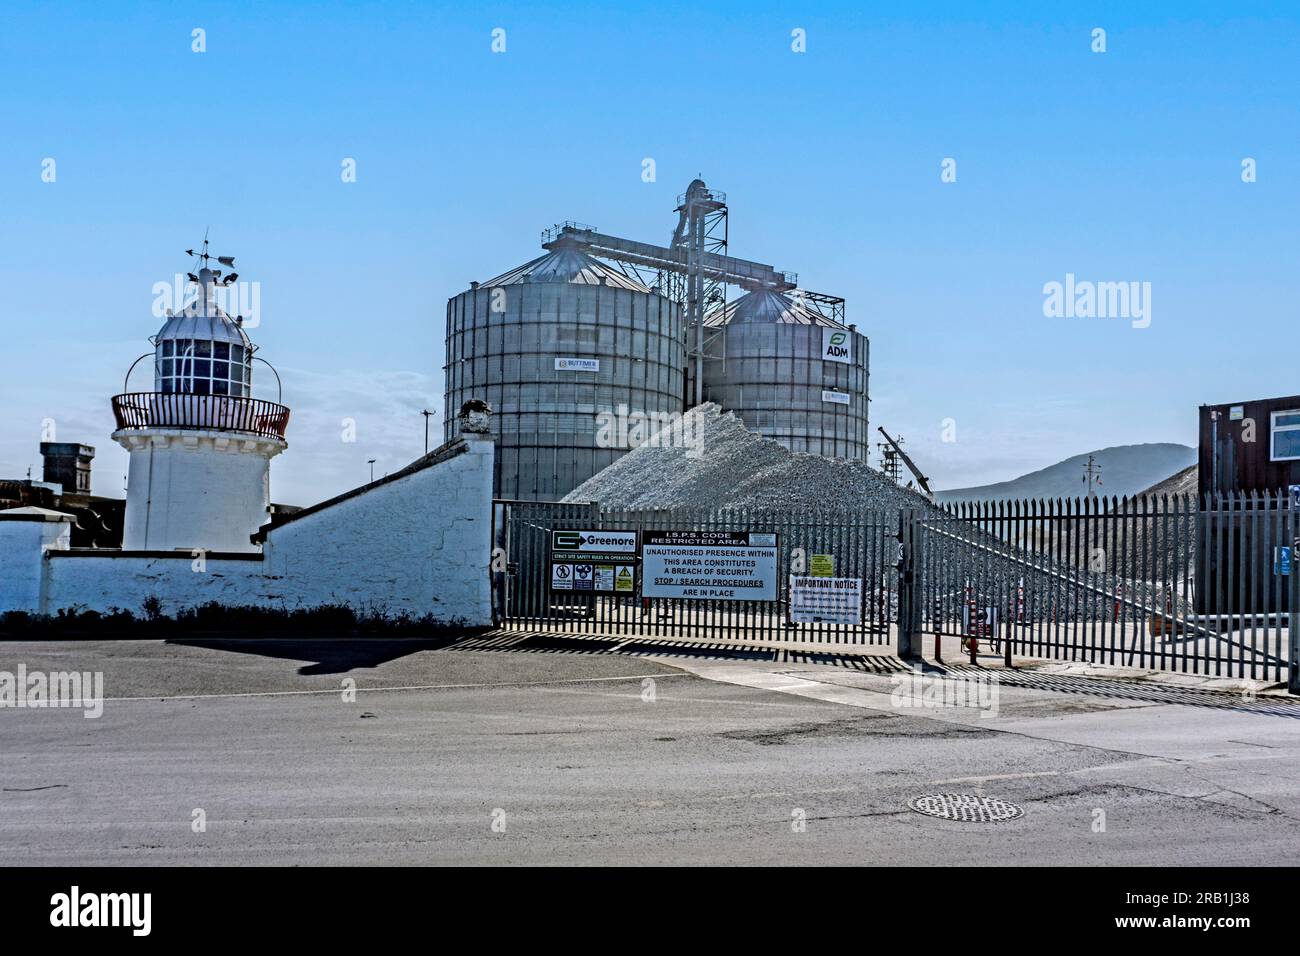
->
[877,426,933,498]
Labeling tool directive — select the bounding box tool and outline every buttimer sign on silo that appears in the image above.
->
[443,238,685,501]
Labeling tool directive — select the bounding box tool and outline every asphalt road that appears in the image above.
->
[1,635,1298,865]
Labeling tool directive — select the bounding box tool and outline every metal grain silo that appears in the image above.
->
[444,239,685,500]
[701,289,869,459]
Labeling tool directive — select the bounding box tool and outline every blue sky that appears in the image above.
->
[1,1,1297,504]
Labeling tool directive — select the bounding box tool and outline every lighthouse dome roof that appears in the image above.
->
[154,306,251,349]
[153,268,251,349]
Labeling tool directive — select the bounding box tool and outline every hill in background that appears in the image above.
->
[936,443,1196,503]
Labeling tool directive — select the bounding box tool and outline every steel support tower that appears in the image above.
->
[541,178,859,408]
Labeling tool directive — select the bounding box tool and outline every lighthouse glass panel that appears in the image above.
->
[157,338,251,398]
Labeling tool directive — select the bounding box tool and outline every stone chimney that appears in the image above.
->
[40,442,94,496]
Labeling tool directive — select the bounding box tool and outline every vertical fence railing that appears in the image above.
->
[497,501,902,645]
[915,491,1292,682]
[495,493,1294,683]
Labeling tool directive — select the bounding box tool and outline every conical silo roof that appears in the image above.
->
[479,246,650,292]
[704,288,844,328]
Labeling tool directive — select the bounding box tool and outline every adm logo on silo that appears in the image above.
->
[822,329,852,364]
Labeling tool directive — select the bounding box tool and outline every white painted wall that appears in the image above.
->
[115,428,284,553]
[43,553,268,615]
[0,437,494,626]
[262,437,494,622]
[0,516,71,614]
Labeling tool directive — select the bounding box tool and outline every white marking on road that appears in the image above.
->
[92,672,693,704]
[537,686,830,709]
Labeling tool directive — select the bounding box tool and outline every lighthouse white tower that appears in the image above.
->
[112,244,289,552]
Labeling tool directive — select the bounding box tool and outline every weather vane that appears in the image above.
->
[184,235,239,286]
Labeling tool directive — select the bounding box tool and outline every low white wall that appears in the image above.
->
[0,437,495,626]
[0,518,71,614]
[43,553,270,616]
[262,437,494,622]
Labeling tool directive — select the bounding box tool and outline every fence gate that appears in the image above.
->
[492,493,1299,689]
[911,494,1298,687]
[492,500,898,646]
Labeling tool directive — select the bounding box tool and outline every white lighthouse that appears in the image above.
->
[112,244,289,552]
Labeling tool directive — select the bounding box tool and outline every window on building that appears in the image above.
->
[157,338,252,398]
[1271,410,1300,461]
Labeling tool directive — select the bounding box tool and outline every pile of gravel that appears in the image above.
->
[563,404,1193,624]
[1141,464,1197,497]
[564,403,935,513]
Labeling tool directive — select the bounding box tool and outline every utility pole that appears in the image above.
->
[1210,410,1220,496]
[1083,454,1102,498]
[367,458,376,483]
[421,410,435,455]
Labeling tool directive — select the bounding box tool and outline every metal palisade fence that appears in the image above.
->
[493,501,900,645]
[493,492,1299,689]
[909,492,1297,685]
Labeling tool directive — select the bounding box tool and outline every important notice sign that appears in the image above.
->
[641,530,778,601]
[789,576,862,624]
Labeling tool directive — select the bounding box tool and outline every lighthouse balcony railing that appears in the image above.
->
[112,392,290,441]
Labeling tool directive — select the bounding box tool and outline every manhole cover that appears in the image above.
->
[908,793,1024,823]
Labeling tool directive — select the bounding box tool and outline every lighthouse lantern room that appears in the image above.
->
[111,244,289,553]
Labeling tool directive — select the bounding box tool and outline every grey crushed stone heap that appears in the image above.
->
[564,404,1188,612]
[563,403,935,512]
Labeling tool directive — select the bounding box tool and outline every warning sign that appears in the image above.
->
[789,576,862,624]
[641,530,779,601]
[809,554,835,577]
[963,603,998,637]
[549,529,639,593]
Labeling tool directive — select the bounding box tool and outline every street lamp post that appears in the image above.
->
[421,409,434,455]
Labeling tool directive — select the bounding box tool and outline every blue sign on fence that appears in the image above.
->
[1275,546,1292,577]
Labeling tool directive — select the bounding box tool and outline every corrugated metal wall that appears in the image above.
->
[702,322,870,460]
[445,277,685,501]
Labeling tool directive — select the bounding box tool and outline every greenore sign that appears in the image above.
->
[550,530,638,593]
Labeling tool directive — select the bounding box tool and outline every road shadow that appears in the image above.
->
[452,629,914,672]
[167,633,478,675]
[460,629,1300,717]
[932,662,1300,719]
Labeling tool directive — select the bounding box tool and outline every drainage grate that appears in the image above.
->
[908,793,1024,823]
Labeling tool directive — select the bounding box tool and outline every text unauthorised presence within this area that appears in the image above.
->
[641,530,778,600]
